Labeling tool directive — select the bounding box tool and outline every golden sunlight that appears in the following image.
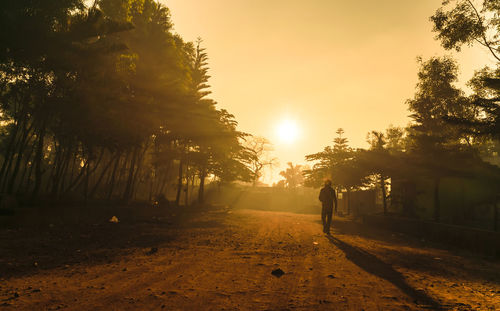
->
[275,119,300,144]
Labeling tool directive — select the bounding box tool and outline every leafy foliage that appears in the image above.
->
[279,162,304,189]
[0,0,254,205]
[431,0,500,61]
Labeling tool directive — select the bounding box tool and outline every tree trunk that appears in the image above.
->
[184,176,189,206]
[380,175,387,215]
[6,129,32,194]
[129,142,149,201]
[123,147,138,201]
[175,159,183,207]
[114,150,131,198]
[49,140,71,197]
[84,157,90,205]
[65,155,78,192]
[156,160,172,198]
[64,159,87,194]
[16,155,30,194]
[183,165,190,207]
[89,155,114,199]
[198,169,206,205]
[148,170,154,202]
[433,177,440,222]
[51,145,71,199]
[190,174,195,204]
[158,169,169,198]
[7,118,34,193]
[347,188,351,215]
[0,121,20,186]
[494,196,498,232]
[23,151,36,193]
[6,148,24,194]
[106,153,121,200]
[31,125,46,201]
[0,137,20,192]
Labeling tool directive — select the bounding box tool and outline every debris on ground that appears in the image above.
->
[271,268,285,278]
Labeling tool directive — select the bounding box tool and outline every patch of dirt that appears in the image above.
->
[1,206,499,310]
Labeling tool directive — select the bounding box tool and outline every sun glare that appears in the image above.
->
[276,119,300,144]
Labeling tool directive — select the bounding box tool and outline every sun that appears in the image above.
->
[276,119,300,144]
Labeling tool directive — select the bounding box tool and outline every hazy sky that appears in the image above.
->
[164,0,496,184]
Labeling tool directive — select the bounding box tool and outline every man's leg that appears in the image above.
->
[321,205,327,233]
[325,207,333,234]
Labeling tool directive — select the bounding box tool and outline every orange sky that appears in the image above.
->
[164,0,496,184]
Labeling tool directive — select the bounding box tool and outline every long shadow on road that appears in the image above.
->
[326,235,445,310]
[326,218,500,286]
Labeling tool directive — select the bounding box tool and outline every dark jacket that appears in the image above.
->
[319,186,337,207]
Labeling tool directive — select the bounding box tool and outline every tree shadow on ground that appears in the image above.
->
[0,205,224,280]
[326,235,445,310]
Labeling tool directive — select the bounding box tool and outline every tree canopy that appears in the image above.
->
[0,0,256,205]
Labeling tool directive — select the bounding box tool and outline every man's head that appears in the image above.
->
[324,179,332,187]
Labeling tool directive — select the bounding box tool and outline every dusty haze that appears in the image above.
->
[166,0,495,183]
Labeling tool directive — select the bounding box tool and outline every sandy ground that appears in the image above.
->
[1,205,499,310]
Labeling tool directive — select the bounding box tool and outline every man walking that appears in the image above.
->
[319,180,337,234]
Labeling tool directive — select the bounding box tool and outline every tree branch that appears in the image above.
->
[466,0,500,61]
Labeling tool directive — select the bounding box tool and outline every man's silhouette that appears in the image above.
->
[319,180,337,234]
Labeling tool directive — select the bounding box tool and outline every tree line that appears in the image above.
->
[304,0,500,230]
[0,0,259,206]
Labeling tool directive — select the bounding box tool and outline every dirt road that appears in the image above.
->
[1,206,499,310]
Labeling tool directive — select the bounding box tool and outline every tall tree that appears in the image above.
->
[405,56,480,221]
[406,56,474,150]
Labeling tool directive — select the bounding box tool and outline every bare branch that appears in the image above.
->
[466,0,500,61]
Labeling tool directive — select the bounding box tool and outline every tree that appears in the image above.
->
[0,1,134,201]
[0,0,253,207]
[208,110,254,188]
[431,0,500,61]
[305,129,369,214]
[244,136,277,186]
[429,1,500,223]
[365,131,391,214]
[403,56,489,221]
[380,125,407,153]
[431,0,500,148]
[305,128,353,188]
[406,56,478,151]
[279,162,304,189]
[450,67,500,139]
